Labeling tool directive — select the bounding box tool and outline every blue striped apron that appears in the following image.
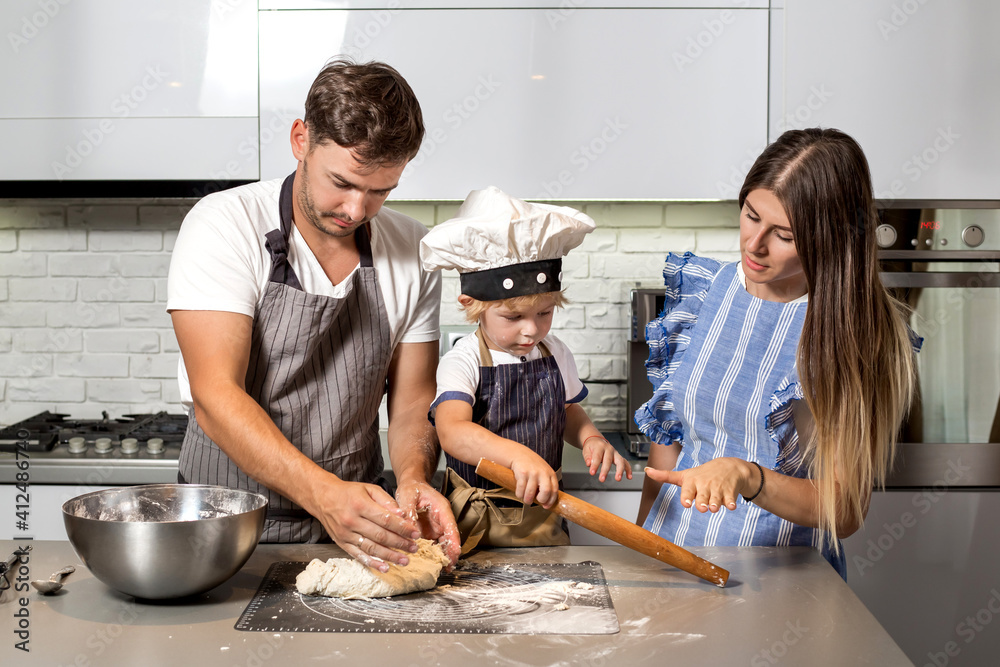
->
[443,327,570,550]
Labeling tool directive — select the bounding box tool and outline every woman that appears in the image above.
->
[635,128,919,577]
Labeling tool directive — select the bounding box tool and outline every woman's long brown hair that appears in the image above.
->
[739,128,916,549]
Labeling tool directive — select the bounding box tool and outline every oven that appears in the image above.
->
[876,208,1000,486]
[852,206,1000,666]
[0,411,184,540]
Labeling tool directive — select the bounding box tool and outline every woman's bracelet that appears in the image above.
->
[743,461,765,502]
[583,435,609,447]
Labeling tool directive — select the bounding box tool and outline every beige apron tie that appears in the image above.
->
[443,467,570,553]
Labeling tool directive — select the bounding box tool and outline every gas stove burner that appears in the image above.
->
[0,410,189,453]
[0,411,68,451]
[76,411,187,443]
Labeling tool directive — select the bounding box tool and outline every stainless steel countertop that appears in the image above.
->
[0,540,910,666]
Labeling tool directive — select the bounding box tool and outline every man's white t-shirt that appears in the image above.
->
[430,331,587,419]
[166,178,441,408]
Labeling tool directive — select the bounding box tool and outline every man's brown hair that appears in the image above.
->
[304,58,424,166]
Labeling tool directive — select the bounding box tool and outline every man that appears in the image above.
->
[167,59,460,571]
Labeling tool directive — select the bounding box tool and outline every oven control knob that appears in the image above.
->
[120,438,139,455]
[962,224,985,248]
[875,224,897,248]
[67,437,87,454]
[146,438,165,455]
[94,437,112,454]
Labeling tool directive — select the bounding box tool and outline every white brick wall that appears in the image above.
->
[0,199,741,427]
[0,230,17,251]
[0,205,179,424]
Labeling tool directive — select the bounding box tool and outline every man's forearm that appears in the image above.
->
[385,341,442,488]
[386,407,440,486]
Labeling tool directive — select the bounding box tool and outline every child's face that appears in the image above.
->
[480,295,558,356]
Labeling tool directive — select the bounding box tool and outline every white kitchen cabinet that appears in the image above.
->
[0,0,258,181]
[0,118,260,182]
[260,7,769,199]
[0,484,115,541]
[779,0,1000,201]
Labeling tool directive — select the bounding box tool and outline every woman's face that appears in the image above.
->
[739,188,807,302]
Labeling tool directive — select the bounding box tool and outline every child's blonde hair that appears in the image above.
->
[460,291,569,324]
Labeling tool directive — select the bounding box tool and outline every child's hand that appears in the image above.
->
[582,436,634,483]
[509,452,560,509]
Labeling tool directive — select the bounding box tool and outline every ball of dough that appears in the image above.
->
[295,538,450,599]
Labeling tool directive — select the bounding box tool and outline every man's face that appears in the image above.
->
[296,135,406,238]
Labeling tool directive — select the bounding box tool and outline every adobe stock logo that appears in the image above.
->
[7,0,72,54]
[877,0,932,41]
[672,11,738,72]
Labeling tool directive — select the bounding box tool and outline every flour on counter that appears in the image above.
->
[295,539,450,599]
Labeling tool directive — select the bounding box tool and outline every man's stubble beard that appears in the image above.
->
[298,159,366,239]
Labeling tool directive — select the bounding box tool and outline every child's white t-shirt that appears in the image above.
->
[430,331,587,418]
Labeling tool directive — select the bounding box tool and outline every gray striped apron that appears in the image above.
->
[179,173,392,543]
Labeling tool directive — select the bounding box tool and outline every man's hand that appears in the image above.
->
[396,480,461,568]
[308,478,422,573]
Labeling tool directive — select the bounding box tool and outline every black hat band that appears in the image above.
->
[459,258,563,301]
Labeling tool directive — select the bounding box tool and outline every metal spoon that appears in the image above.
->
[31,565,75,594]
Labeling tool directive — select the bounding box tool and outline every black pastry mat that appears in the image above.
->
[235,560,618,634]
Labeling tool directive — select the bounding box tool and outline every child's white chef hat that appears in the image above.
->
[420,186,595,301]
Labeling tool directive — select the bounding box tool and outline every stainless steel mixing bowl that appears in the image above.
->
[63,484,268,600]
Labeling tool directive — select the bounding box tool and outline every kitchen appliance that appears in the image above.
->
[63,484,267,600]
[875,207,1000,484]
[0,410,184,478]
[626,287,666,458]
[851,205,1000,666]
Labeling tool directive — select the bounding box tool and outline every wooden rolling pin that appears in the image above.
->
[475,458,730,587]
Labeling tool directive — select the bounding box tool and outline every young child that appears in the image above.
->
[420,186,632,552]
